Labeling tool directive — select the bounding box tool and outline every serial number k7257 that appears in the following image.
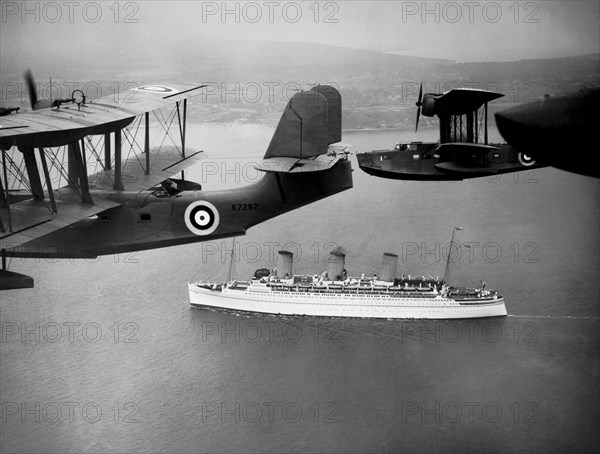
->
[232,203,258,211]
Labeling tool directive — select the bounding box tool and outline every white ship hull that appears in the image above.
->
[188,284,507,319]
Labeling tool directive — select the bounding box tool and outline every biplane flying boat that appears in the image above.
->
[495,87,599,178]
[0,76,352,290]
[356,85,546,180]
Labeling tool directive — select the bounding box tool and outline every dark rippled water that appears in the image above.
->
[1,126,598,453]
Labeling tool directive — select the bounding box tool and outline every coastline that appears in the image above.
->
[184,120,438,133]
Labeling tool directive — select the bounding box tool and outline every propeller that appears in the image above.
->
[23,69,78,110]
[414,83,423,132]
[23,69,39,110]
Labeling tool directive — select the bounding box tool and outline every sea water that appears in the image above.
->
[1,126,598,453]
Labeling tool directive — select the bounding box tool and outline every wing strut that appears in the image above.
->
[1,150,13,232]
[21,147,44,200]
[38,148,57,213]
[104,133,112,169]
[484,103,488,144]
[144,112,150,175]
[67,141,93,204]
[113,130,124,191]
[176,99,188,180]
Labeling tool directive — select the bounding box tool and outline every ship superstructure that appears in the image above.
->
[189,249,507,319]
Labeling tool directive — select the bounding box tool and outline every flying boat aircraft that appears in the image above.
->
[356,85,546,180]
[0,76,352,290]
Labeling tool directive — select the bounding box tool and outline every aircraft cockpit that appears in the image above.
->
[150,178,202,198]
[394,141,423,152]
[150,179,182,198]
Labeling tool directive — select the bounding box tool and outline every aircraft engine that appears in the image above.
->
[422,94,437,117]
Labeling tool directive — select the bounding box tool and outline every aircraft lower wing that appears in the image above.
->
[87,146,204,192]
[1,147,204,250]
[1,193,122,250]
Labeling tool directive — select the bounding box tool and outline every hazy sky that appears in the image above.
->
[1,1,599,62]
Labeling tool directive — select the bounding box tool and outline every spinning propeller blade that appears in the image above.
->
[23,69,39,110]
[415,83,423,132]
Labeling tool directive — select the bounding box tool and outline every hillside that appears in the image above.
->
[1,41,598,129]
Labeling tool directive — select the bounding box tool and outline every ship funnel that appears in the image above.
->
[327,252,345,281]
[380,253,398,282]
[276,251,293,279]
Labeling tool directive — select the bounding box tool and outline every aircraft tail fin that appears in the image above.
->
[258,85,344,172]
[311,84,342,145]
[263,85,341,159]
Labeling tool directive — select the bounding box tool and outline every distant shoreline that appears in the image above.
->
[185,121,438,133]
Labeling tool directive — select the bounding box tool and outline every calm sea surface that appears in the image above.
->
[1,126,598,453]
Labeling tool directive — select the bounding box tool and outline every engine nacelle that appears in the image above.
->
[422,94,438,117]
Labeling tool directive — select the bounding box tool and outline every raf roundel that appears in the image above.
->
[518,152,536,167]
[136,85,178,94]
[184,201,220,236]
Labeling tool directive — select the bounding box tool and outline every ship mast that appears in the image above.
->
[443,227,462,285]
[227,237,236,282]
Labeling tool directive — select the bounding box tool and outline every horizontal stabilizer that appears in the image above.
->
[327,142,352,153]
[255,154,340,173]
[264,85,341,160]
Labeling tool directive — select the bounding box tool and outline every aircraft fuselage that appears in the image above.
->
[357,142,543,181]
[7,160,353,258]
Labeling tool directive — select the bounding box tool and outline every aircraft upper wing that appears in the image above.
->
[0,84,205,149]
[437,89,504,116]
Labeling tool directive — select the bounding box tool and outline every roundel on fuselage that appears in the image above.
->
[184,201,220,236]
[518,152,536,166]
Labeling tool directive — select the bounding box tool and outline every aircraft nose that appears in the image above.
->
[494,105,543,153]
[495,88,599,177]
[496,89,597,152]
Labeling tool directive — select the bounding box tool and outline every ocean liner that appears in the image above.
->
[188,240,507,319]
